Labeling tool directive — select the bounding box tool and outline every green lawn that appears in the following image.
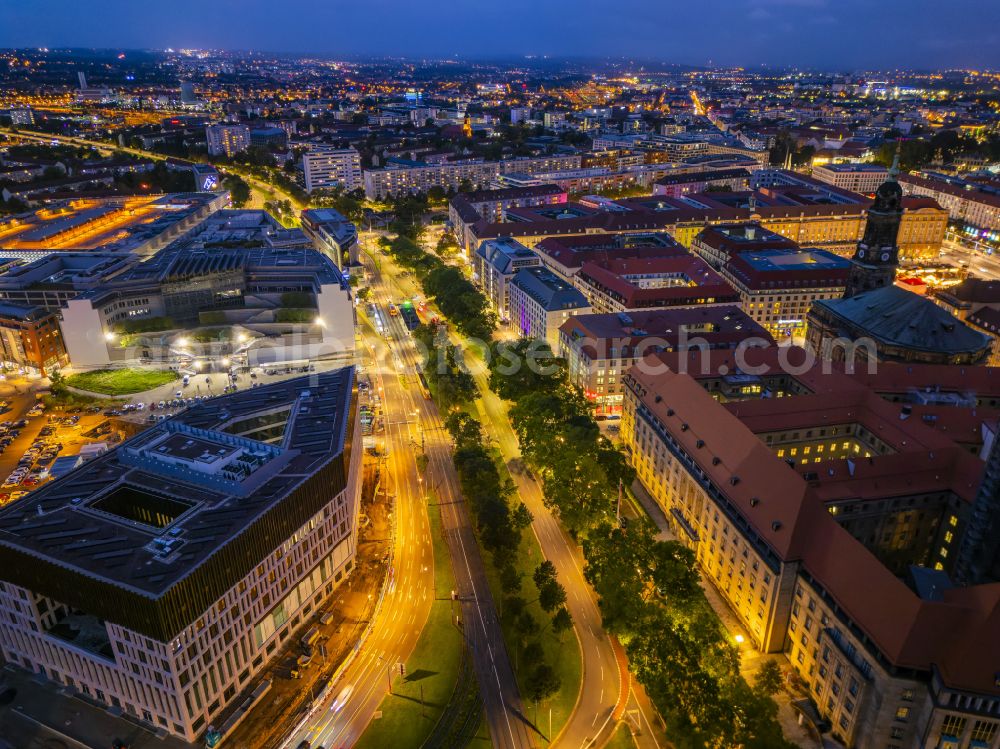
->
[474,444,582,746]
[606,721,639,749]
[63,368,177,395]
[354,497,466,749]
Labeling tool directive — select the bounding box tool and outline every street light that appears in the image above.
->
[104,331,116,342]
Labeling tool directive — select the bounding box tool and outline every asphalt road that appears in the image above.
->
[937,239,1000,280]
[282,315,435,749]
[373,246,668,749]
[363,256,535,749]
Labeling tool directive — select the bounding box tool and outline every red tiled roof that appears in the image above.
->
[577,255,738,308]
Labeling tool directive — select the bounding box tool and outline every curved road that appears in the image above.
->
[364,255,536,749]
[374,246,667,749]
[282,313,435,749]
[1,128,302,215]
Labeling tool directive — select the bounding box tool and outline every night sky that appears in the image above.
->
[1,0,998,70]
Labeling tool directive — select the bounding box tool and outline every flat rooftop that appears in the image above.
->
[0,368,356,598]
[0,193,221,255]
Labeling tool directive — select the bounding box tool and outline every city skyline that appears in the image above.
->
[2,0,1000,70]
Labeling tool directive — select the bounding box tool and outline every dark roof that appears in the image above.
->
[654,167,751,186]
[813,285,993,356]
[937,277,1000,307]
[0,368,355,600]
[559,305,772,358]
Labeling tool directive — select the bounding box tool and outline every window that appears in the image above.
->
[895,706,909,722]
[971,721,999,743]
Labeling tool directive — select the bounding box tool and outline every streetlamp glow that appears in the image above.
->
[734,634,745,645]
[104,331,116,342]
[176,337,188,347]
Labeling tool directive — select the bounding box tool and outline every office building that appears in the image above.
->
[302,147,362,193]
[691,223,800,270]
[508,267,590,348]
[473,237,541,321]
[900,172,1000,233]
[248,127,288,150]
[206,125,251,158]
[533,233,687,282]
[622,352,1000,749]
[0,369,362,742]
[449,185,567,256]
[51,212,353,369]
[0,302,68,376]
[812,163,889,194]
[573,255,739,314]
[558,306,770,415]
[300,208,359,269]
[467,186,946,261]
[720,248,851,339]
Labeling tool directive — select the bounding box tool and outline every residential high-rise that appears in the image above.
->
[302,147,362,193]
[205,124,251,158]
[0,369,363,742]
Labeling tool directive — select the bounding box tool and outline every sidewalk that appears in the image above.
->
[630,481,821,749]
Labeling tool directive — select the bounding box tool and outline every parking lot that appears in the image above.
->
[0,404,119,507]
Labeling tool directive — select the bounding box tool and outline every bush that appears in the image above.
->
[275,308,316,324]
[114,316,175,334]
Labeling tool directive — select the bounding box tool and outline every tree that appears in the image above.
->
[515,610,538,637]
[489,339,566,402]
[538,579,567,613]
[500,564,522,595]
[503,595,526,619]
[754,659,784,697]
[222,174,251,208]
[551,607,572,636]
[525,662,561,703]
[533,560,557,590]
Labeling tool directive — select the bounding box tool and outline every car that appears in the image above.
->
[296,742,310,749]
[332,685,353,712]
[296,653,312,668]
